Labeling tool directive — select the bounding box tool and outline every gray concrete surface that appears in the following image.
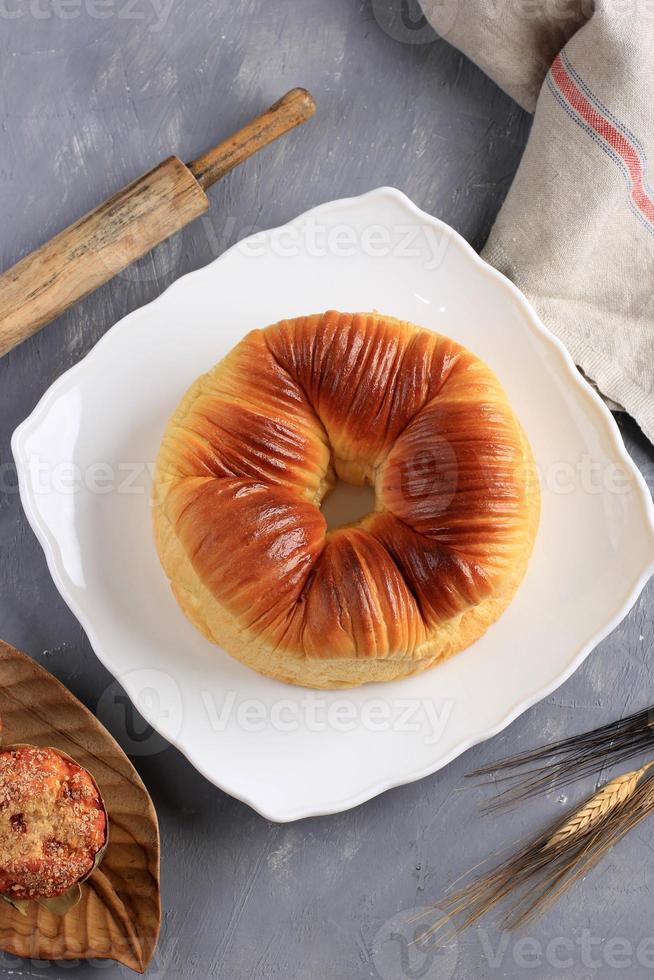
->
[1,1,653,977]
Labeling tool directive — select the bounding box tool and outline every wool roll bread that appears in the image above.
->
[153,311,540,688]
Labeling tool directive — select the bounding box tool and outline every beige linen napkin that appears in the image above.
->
[422,0,654,443]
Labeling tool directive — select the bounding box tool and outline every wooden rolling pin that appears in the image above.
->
[0,88,316,358]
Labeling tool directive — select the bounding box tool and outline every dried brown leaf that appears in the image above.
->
[0,640,161,973]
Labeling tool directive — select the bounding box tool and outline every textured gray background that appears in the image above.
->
[1,1,654,978]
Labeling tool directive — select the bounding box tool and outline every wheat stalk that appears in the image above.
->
[468,705,654,812]
[430,760,654,935]
[544,761,654,850]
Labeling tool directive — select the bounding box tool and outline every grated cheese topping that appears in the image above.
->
[0,746,106,900]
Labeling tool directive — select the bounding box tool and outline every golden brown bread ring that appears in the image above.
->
[153,311,540,688]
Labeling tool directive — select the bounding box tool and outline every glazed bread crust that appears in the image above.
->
[153,311,540,688]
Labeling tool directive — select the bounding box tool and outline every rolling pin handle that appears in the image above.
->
[187,88,317,191]
[0,88,316,358]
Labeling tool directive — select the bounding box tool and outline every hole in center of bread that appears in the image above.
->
[320,479,376,531]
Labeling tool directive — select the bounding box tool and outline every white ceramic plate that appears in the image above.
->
[12,189,654,821]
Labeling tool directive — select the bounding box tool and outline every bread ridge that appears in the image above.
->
[152,311,540,688]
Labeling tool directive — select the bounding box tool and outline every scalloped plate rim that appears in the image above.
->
[11,186,654,822]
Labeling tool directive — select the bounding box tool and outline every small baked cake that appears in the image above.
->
[0,746,107,901]
[153,311,540,688]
